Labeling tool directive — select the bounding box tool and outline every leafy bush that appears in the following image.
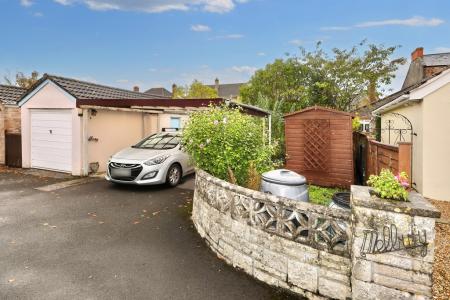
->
[367,169,409,201]
[309,185,344,206]
[352,115,361,131]
[182,105,275,186]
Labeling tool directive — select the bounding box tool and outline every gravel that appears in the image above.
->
[430,199,450,300]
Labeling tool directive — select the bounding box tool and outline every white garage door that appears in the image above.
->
[31,109,72,172]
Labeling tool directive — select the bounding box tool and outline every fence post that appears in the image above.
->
[398,142,412,184]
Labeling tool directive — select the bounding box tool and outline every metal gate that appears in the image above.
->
[5,133,22,167]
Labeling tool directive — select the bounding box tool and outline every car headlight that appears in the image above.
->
[144,155,170,166]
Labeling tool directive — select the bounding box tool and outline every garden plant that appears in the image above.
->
[182,105,275,187]
[367,169,409,201]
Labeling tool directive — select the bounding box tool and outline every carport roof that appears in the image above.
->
[0,84,27,105]
[77,98,270,117]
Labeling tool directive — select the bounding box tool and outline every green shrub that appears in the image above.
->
[367,169,409,201]
[182,105,275,186]
[309,185,344,206]
[352,115,361,131]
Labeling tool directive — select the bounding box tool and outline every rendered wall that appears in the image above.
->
[86,109,158,173]
[422,82,450,201]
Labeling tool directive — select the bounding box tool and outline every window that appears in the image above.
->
[360,120,371,132]
[133,133,181,150]
[170,117,181,129]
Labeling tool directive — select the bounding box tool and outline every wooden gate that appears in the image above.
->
[5,133,22,167]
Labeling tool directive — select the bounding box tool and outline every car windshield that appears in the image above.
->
[133,133,181,150]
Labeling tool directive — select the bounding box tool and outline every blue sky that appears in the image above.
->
[1,0,449,92]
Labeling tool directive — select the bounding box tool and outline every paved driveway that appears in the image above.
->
[0,169,297,300]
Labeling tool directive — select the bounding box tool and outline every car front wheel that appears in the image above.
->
[166,164,182,187]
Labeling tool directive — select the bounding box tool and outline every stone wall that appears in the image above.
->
[351,186,440,300]
[192,169,353,300]
[192,170,441,300]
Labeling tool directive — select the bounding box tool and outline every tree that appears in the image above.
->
[240,41,405,112]
[173,80,218,99]
[3,71,40,88]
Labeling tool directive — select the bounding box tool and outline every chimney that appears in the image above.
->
[214,78,220,92]
[133,86,140,92]
[411,47,424,61]
[172,83,177,95]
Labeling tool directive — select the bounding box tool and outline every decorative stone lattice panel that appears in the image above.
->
[195,170,351,257]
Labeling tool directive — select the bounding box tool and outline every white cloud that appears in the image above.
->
[320,26,351,31]
[191,24,211,32]
[289,39,303,46]
[230,65,258,74]
[20,0,33,7]
[356,16,444,27]
[211,33,244,40]
[52,0,247,13]
[53,0,73,5]
[33,12,44,17]
[322,16,445,31]
[257,52,266,56]
[433,47,450,53]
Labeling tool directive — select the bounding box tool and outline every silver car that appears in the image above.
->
[105,132,194,186]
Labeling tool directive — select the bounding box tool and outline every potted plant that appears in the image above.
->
[367,169,409,201]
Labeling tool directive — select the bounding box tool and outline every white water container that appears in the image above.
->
[261,169,309,202]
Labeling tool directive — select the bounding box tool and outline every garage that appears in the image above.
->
[30,109,72,172]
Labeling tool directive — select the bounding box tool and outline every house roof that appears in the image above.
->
[373,68,450,115]
[206,83,244,98]
[284,105,354,118]
[0,84,27,105]
[144,87,172,97]
[423,52,450,66]
[20,74,169,102]
[353,68,448,117]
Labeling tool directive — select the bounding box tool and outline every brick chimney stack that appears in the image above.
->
[411,47,424,61]
[133,86,140,92]
[214,78,220,92]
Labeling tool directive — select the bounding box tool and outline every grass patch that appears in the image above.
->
[309,185,344,206]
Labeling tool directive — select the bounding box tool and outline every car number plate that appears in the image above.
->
[111,168,131,177]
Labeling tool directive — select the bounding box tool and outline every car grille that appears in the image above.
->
[109,162,143,181]
[110,162,141,169]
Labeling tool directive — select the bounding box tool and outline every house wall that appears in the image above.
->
[0,105,21,165]
[86,109,159,173]
[0,104,4,164]
[422,82,450,201]
[380,103,423,193]
[21,81,83,176]
[4,106,21,134]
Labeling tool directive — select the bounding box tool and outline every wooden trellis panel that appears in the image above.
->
[304,120,329,171]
